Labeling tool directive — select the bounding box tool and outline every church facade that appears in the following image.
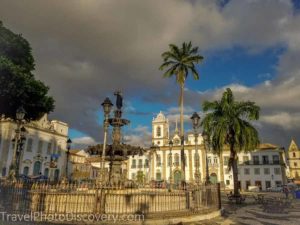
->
[127,112,288,191]
[0,114,69,181]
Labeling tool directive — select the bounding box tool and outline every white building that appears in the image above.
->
[126,112,288,191]
[224,143,287,191]
[0,114,69,182]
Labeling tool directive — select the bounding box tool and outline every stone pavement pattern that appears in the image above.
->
[188,194,300,225]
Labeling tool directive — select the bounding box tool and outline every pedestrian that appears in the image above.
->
[283,186,289,199]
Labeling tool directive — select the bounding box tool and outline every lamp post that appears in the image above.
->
[168,140,173,191]
[100,97,113,185]
[65,138,72,181]
[9,106,26,181]
[202,131,210,185]
[191,112,201,186]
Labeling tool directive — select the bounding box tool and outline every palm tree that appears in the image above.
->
[201,88,260,196]
[159,42,203,182]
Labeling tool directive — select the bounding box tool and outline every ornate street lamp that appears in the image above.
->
[66,138,72,181]
[191,112,201,186]
[168,140,173,191]
[202,131,210,185]
[100,97,113,184]
[9,106,26,181]
[16,106,26,121]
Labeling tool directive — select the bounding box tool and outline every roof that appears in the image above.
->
[70,149,81,154]
[289,139,299,151]
[258,143,279,150]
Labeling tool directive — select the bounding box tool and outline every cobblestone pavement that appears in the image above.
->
[187,192,300,225]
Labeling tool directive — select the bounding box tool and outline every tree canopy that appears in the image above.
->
[201,88,260,196]
[0,21,54,120]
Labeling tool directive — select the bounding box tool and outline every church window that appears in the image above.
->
[224,156,229,165]
[156,154,161,167]
[293,152,296,158]
[214,157,218,164]
[168,153,172,166]
[156,126,161,137]
[174,153,180,167]
[194,153,200,167]
[207,157,212,165]
[37,140,43,153]
[156,171,162,181]
[26,138,33,152]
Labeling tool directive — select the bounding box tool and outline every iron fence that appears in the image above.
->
[0,180,221,222]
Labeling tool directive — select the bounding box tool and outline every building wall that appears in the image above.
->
[0,115,68,181]
[126,112,288,191]
[287,140,300,180]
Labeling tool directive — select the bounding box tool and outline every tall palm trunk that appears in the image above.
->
[180,83,185,182]
[219,151,224,187]
[230,144,239,196]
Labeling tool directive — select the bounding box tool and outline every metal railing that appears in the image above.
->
[0,180,221,222]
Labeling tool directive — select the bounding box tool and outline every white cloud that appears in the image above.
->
[261,112,300,130]
[124,125,152,147]
[72,136,97,146]
[1,0,300,147]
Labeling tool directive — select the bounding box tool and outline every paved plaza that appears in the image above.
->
[192,192,300,225]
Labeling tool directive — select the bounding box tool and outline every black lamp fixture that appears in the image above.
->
[101,97,113,116]
[67,138,72,150]
[16,106,26,121]
[191,112,201,129]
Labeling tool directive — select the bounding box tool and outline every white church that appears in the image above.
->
[127,112,288,191]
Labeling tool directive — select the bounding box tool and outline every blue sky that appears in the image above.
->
[69,45,286,143]
[1,0,300,148]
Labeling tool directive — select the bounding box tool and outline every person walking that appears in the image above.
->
[283,186,289,199]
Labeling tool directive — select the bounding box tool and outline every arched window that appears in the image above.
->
[167,153,172,166]
[194,152,200,167]
[44,168,49,177]
[175,154,180,167]
[156,154,161,167]
[33,161,41,176]
[23,166,29,176]
[156,126,161,137]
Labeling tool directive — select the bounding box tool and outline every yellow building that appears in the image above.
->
[287,139,300,183]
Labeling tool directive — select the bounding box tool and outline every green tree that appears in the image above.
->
[201,88,260,196]
[159,42,203,181]
[0,21,54,120]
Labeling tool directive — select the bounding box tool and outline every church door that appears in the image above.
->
[174,170,182,186]
[210,173,218,184]
[33,161,41,176]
